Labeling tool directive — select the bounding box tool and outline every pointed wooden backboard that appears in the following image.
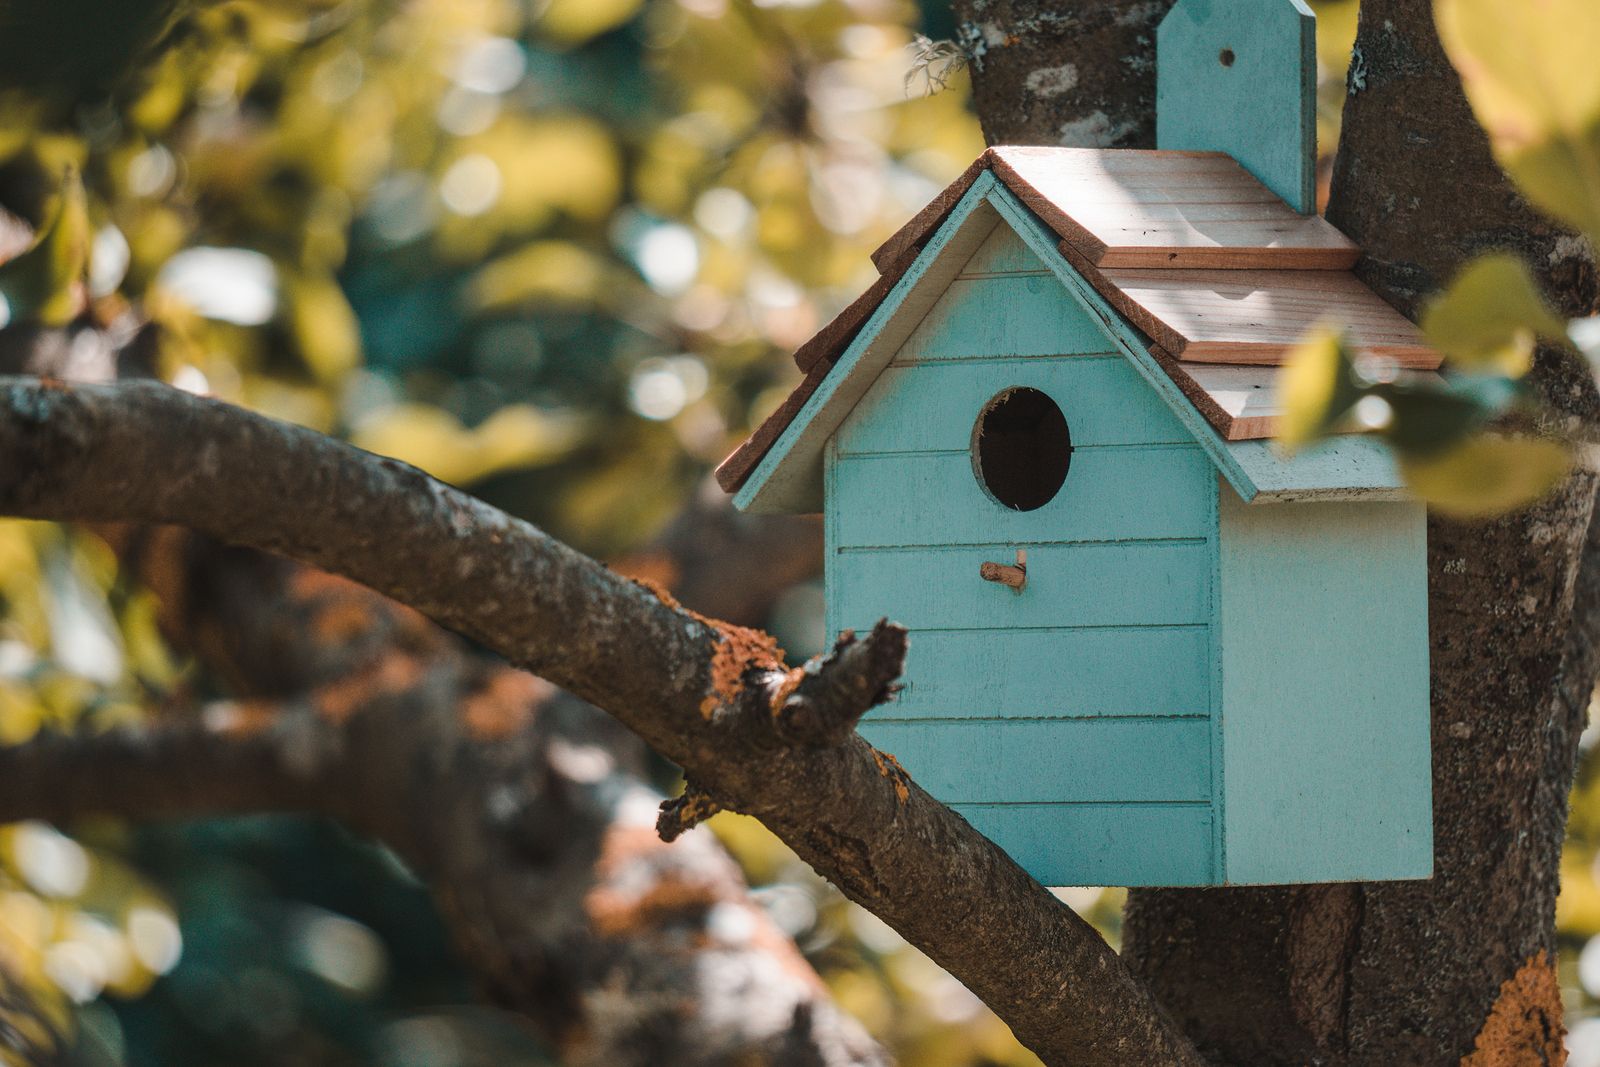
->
[1157,0,1318,214]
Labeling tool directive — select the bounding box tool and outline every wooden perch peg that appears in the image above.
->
[979,550,1027,592]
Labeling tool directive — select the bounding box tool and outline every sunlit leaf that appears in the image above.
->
[1436,0,1600,241]
[285,272,362,383]
[1275,327,1365,452]
[351,402,585,486]
[1421,254,1566,376]
[1398,434,1571,517]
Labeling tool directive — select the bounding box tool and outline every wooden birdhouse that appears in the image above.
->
[715,0,1436,887]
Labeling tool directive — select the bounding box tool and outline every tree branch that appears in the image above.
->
[0,377,1205,1066]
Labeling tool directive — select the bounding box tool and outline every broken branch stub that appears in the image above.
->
[771,620,907,748]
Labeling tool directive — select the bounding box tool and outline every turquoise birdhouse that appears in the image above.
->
[716,0,1435,888]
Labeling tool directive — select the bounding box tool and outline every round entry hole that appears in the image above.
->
[971,387,1072,512]
[1219,48,1236,67]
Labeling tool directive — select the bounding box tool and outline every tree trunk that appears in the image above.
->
[1117,1,1600,1063]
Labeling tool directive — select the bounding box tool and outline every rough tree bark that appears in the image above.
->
[949,0,1175,148]
[0,312,883,1063]
[952,0,1600,1063]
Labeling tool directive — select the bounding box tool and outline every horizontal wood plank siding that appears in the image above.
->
[822,220,1223,886]
[832,542,1211,630]
[841,625,1210,720]
[836,358,1192,454]
[859,719,1211,802]
[951,803,1216,886]
[832,448,1214,546]
[900,273,1115,360]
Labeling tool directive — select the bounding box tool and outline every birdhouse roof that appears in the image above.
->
[717,146,1442,513]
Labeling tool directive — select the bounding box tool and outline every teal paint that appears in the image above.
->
[857,719,1212,803]
[774,181,1428,887]
[1157,0,1317,214]
[853,626,1211,721]
[832,542,1212,631]
[832,447,1214,545]
[945,804,1216,887]
[1215,485,1432,883]
[901,274,1112,360]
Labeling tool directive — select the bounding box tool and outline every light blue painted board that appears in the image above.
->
[832,542,1212,630]
[1157,0,1318,214]
[843,626,1211,720]
[899,274,1118,361]
[952,803,1216,887]
[832,447,1214,546]
[1216,485,1432,884]
[1227,437,1410,502]
[858,719,1212,803]
[958,217,1051,277]
[836,358,1193,454]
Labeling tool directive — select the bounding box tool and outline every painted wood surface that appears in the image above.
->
[826,212,1225,886]
[858,719,1212,803]
[1157,0,1318,214]
[832,448,1214,545]
[833,543,1212,631]
[899,273,1117,360]
[1226,437,1408,501]
[836,358,1192,454]
[848,626,1211,720]
[1216,485,1432,883]
[944,803,1217,886]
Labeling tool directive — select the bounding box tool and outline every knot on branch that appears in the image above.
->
[656,782,725,842]
[771,620,907,748]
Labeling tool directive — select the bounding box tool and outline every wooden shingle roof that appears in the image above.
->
[717,146,1440,497]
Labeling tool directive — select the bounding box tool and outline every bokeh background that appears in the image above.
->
[0,1,1596,1064]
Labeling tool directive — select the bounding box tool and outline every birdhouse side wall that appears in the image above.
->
[1215,484,1433,884]
[830,222,1225,887]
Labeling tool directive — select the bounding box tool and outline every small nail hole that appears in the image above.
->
[1219,48,1236,67]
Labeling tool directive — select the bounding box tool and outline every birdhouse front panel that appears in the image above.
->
[827,221,1223,886]
[716,147,1436,888]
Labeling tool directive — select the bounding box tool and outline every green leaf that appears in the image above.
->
[1275,327,1365,453]
[1398,434,1571,518]
[1435,0,1600,242]
[1421,254,1566,376]
[0,168,88,326]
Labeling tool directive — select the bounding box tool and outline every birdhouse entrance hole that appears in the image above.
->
[971,387,1072,512]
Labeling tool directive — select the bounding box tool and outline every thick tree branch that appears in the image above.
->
[0,377,1205,1067]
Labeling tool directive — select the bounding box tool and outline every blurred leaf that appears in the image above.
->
[1275,327,1365,452]
[466,240,607,312]
[351,402,584,486]
[537,0,644,46]
[286,272,363,383]
[1398,434,1571,517]
[1436,0,1600,241]
[0,168,88,325]
[1378,376,1507,457]
[1421,254,1566,376]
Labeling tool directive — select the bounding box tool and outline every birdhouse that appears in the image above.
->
[715,0,1435,887]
